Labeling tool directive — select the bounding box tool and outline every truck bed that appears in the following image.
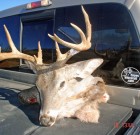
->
[0,78,133,135]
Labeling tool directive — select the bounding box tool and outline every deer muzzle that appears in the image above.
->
[39,109,59,126]
[40,115,56,127]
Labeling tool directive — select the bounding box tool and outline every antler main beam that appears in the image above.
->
[0,25,43,65]
[48,6,92,52]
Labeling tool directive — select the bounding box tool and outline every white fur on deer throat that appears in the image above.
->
[58,98,86,118]
[39,98,85,119]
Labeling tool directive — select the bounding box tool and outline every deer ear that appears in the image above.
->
[24,60,37,73]
[65,58,103,79]
[79,58,103,76]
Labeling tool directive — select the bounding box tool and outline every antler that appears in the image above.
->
[94,43,119,60]
[0,6,91,66]
[94,43,108,59]
[0,25,43,65]
[126,37,140,52]
[48,6,92,62]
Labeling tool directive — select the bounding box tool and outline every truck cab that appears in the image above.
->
[0,0,139,134]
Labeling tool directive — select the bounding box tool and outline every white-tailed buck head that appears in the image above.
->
[0,6,109,126]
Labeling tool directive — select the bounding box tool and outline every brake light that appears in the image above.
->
[27,0,52,9]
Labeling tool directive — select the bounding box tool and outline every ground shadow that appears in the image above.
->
[0,87,40,126]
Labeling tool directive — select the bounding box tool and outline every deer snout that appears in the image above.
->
[40,115,56,127]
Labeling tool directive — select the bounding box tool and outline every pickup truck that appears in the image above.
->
[0,0,139,134]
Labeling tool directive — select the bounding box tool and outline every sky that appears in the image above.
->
[0,0,36,11]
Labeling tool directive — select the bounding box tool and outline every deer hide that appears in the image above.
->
[36,58,109,126]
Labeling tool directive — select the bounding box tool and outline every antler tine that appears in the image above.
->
[94,43,107,58]
[81,5,91,42]
[48,6,92,51]
[127,37,134,51]
[3,25,19,53]
[34,41,43,65]
[126,37,140,52]
[0,25,44,64]
[55,41,65,61]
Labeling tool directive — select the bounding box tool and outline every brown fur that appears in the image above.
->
[75,81,106,101]
[75,101,99,123]
[74,81,108,123]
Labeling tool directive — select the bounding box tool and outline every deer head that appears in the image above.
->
[0,6,109,126]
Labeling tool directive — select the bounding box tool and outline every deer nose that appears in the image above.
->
[40,115,56,127]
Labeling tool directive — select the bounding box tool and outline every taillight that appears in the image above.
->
[26,0,52,9]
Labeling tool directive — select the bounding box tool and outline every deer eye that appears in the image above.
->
[60,81,65,88]
[75,77,83,82]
